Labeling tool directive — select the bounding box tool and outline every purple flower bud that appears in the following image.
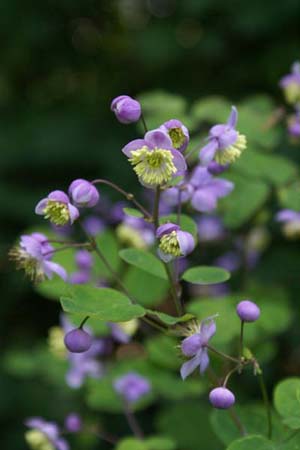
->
[236,300,260,322]
[111,95,142,124]
[209,387,235,409]
[64,328,92,353]
[75,250,93,271]
[64,413,82,433]
[82,216,105,236]
[113,372,151,403]
[68,179,99,208]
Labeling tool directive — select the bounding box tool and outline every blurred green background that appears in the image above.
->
[1,0,300,448]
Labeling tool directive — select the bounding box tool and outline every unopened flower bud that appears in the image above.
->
[209,387,235,409]
[64,328,92,353]
[236,300,260,322]
[111,95,141,124]
[68,179,99,208]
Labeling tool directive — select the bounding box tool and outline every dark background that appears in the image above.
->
[1,0,300,448]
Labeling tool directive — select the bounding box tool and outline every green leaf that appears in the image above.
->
[226,435,275,450]
[145,436,177,450]
[36,278,69,301]
[274,378,300,429]
[93,230,121,280]
[146,335,181,369]
[123,267,168,307]
[146,309,194,325]
[220,172,270,228]
[234,150,297,186]
[181,266,230,285]
[278,182,300,210]
[123,207,144,218]
[116,438,148,450]
[191,96,231,123]
[61,285,145,321]
[160,214,198,239]
[119,248,167,280]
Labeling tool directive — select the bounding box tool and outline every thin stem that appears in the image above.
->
[206,345,240,364]
[89,429,118,446]
[164,263,183,316]
[153,186,161,229]
[140,112,148,133]
[91,179,151,218]
[79,316,90,329]
[228,409,247,437]
[123,401,144,439]
[239,321,245,360]
[258,373,272,440]
[223,366,240,387]
[43,243,91,257]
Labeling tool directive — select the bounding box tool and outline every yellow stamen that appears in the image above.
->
[43,200,70,226]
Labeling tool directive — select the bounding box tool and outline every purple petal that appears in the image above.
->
[177,231,195,256]
[200,320,216,342]
[190,166,212,188]
[20,235,43,259]
[208,179,234,198]
[180,354,201,380]
[170,149,187,173]
[181,334,202,357]
[199,140,218,165]
[156,222,180,238]
[122,139,146,157]
[56,439,70,450]
[35,198,48,215]
[191,189,217,212]
[227,106,238,128]
[199,349,210,374]
[43,261,67,281]
[275,209,300,222]
[48,190,69,204]
[144,129,173,150]
[68,203,80,224]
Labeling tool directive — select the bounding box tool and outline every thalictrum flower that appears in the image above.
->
[64,413,82,433]
[35,190,79,226]
[122,129,186,188]
[279,62,300,104]
[160,119,189,152]
[9,233,67,283]
[156,222,195,262]
[111,95,142,124]
[25,417,69,450]
[189,166,234,212]
[113,372,151,404]
[82,215,105,236]
[199,106,246,165]
[68,179,99,208]
[275,209,300,238]
[180,317,216,380]
[287,112,300,139]
[116,216,155,249]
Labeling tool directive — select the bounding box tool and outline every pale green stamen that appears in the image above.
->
[283,221,300,239]
[116,224,147,249]
[129,146,176,186]
[284,83,300,105]
[8,247,45,282]
[169,127,185,149]
[44,200,70,226]
[25,430,55,450]
[215,133,247,165]
[159,231,182,257]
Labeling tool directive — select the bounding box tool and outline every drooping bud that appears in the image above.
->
[111,95,141,124]
[68,179,99,208]
[64,328,92,353]
[209,387,235,409]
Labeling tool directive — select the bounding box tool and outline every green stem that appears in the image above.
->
[79,316,90,329]
[206,345,240,364]
[153,186,161,229]
[140,112,148,133]
[223,366,240,387]
[123,401,144,439]
[92,179,151,219]
[258,373,272,440]
[239,320,245,359]
[164,263,183,316]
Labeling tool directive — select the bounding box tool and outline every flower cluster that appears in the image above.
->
[279,62,300,141]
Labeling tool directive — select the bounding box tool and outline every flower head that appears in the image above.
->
[116,216,155,249]
[189,166,234,212]
[156,222,195,262]
[64,414,82,433]
[122,129,186,188]
[111,95,142,124]
[160,119,189,152]
[236,300,260,322]
[287,113,300,139]
[9,233,67,283]
[275,209,300,238]
[25,417,69,450]
[209,387,235,409]
[180,316,216,380]
[64,328,93,353]
[199,106,246,165]
[68,179,99,208]
[279,62,300,104]
[113,372,151,403]
[35,191,79,226]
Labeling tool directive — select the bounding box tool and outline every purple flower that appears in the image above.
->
[236,300,260,322]
[207,161,229,175]
[82,215,105,236]
[209,387,235,409]
[156,222,195,262]
[189,166,234,212]
[275,209,300,238]
[199,106,246,165]
[9,233,67,283]
[180,317,216,380]
[279,62,300,104]
[111,95,141,124]
[113,372,151,404]
[64,328,93,353]
[68,179,99,208]
[288,113,300,138]
[116,216,155,249]
[161,183,193,207]
[160,119,189,152]
[35,190,79,226]
[64,413,82,433]
[197,215,225,242]
[25,417,69,450]
[122,129,187,188]
[75,250,93,271]
[69,271,91,284]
